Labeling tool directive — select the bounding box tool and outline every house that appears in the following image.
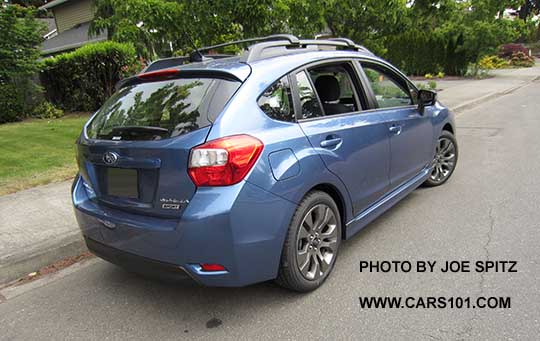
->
[39,0,107,56]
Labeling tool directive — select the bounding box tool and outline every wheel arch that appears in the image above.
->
[442,122,454,135]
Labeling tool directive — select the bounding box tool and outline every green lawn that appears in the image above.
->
[0,114,89,195]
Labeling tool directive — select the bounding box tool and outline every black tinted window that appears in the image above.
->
[86,78,240,141]
[258,76,295,122]
[309,64,360,115]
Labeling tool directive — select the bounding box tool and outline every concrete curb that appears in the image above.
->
[452,76,540,114]
[0,232,86,285]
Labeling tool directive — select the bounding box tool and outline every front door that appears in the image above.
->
[360,63,433,189]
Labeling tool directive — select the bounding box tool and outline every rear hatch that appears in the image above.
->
[77,72,241,217]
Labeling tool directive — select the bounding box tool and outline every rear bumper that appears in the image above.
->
[84,236,196,282]
[72,175,297,287]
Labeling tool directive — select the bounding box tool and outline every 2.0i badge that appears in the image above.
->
[160,198,189,210]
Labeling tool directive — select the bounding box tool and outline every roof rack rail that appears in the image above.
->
[325,37,372,54]
[142,34,372,73]
[196,34,300,53]
[243,36,373,62]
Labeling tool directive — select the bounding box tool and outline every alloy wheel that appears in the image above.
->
[296,204,339,281]
[430,136,457,183]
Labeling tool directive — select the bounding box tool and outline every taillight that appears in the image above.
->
[188,134,264,186]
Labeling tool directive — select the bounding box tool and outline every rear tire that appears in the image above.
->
[276,191,341,292]
[423,130,458,187]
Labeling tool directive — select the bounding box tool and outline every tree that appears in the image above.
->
[518,0,540,20]
[11,0,48,7]
[323,0,408,55]
[90,0,535,76]
[0,5,45,123]
[90,0,325,60]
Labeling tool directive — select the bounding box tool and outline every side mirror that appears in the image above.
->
[418,89,437,114]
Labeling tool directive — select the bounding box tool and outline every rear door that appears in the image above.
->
[359,62,433,189]
[294,61,391,216]
[77,75,241,218]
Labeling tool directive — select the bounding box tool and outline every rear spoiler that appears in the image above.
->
[115,68,243,91]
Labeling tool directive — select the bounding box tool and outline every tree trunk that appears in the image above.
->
[519,1,530,21]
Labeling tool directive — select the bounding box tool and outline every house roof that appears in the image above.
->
[38,18,57,33]
[41,21,107,56]
[39,0,72,10]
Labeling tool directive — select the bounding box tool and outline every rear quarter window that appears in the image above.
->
[86,78,240,141]
[257,76,295,122]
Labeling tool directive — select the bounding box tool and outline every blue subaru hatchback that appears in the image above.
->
[72,35,458,291]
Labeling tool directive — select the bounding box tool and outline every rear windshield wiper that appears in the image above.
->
[111,126,169,134]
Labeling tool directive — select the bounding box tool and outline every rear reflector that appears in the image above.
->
[200,263,226,272]
[188,134,263,186]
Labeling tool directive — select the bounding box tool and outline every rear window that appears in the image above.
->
[86,78,240,141]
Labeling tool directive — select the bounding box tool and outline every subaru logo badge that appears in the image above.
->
[103,151,119,165]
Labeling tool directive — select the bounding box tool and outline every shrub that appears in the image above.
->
[40,41,137,112]
[465,63,490,79]
[509,51,535,67]
[416,83,428,90]
[478,55,509,70]
[436,72,445,79]
[31,101,64,119]
[424,73,434,79]
[0,84,24,124]
[498,43,529,59]
[428,80,437,90]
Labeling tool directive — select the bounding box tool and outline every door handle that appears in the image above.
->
[389,125,402,135]
[320,137,342,148]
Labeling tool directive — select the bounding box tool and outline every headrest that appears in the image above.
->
[315,75,340,102]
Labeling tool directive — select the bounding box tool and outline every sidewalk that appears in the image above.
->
[426,64,540,112]
[1,64,540,284]
[0,181,83,283]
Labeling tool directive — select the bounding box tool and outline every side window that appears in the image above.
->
[308,63,361,116]
[258,76,295,122]
[362,65,413,108]
[295,71,324,119]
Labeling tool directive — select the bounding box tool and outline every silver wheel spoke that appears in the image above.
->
[310,256,320,280]
[320,222,336,237]
[303,211,314,232]
[298,250,310,275]
[298,224,310,240]
[312,205,326,231]
[316,249,330,273]
[320,238,337,249]
[441,153,455,161]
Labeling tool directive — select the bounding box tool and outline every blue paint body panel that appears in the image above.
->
[72,47,456,287]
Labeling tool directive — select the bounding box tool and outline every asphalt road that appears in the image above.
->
[1,82,540,340]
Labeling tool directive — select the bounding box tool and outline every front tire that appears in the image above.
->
[424,130,458,187]
[276,191,341,292]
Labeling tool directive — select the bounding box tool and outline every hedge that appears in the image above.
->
[40,41,137,112]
